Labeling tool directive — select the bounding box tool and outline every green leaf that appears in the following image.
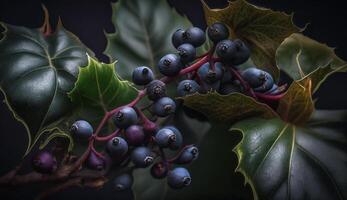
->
[0,22,91,155]
[163,124,252,200]
[68,56,138,130]
[104,0,192,80]
[276,33,347,93]
[277,79,314,124]
[202,0,302,81]
[231,111,347,200]
[180,91,278,123]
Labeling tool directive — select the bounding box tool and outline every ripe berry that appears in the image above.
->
[113,106,138,128]
[86,151,106,171]
[183,27,206,47]
[242,67,274,92]
[172,29,185,48]
[114,173,133,191]
[157,54,182,76]
[70,120,93,138]
[267,84,281,95]
[152,97,176,117]
[177,43,196,64]
[208,22,229,43]
[231,39,250,65]
[106,137,128,158]
[155,126,182,150]
[167,167,192,189]
[32,151,57,174]
[151,162,168,179]
[125,125,145,146]
[146,80,166,101]
[216,40,236,62]
[132,66,154,85]
[174,146,199,164]
[198,62,224,84]
[131,147,154,168]
[177,80,200,96]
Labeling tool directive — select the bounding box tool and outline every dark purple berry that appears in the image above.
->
[131,147,154,168]
[167,167,192,189]
[70,120,93,138]
[32,151,57,174]
[114,173,133,191]
[152,97,176,117]
[125,125,145,146]
[151,162,168,179]
[174,146,199,164]
[132,66,154,85]
[208,22,229,43]
[86,151,106,171]
[113,107,138,128]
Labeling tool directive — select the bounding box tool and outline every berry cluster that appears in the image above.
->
[31,22,286,192]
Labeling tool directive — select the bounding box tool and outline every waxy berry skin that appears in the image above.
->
[131,147,154,168]
[198,62,224,84]
[177,80,200,97]
[125,125,145,146]
[157,54,182,76]
[106,137,128,158]
[174,146,199,164]
[172,29,185,48]
[146,80,167,101]
[152,97,176,117]
[231,39,251,65]
[70,120,93,138]
[177,43,196,64]
[167,167,192,189]
[216,40,237,61]
[184,27,206,47]
[32,151,57,174]
[208,22,229,43]
[242,67,274,92]
[112,106,138,129]
[132,66,154,85]
[113,173,133,191]
[86,151,106,171]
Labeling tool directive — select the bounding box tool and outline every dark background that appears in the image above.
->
[0,0,347,199]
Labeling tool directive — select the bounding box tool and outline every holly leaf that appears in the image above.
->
[202,0,302,81]
[180,91,278,123]
[104,0,191,80]
[0,21,91,155]
[276,33,347,93]
[231,110,347,200]
[277,79,314,124]
[68,56,138,131]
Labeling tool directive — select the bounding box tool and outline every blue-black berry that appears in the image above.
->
[131,147,154,168]
[208,22,229,43]
[114,173,133,191]
[177,80,200,96]
[70,120,93,138]
[106,137,128,158]
[177,43,196,64]
[158,54,182,76]
[152,97,176,117]
[113,106,138,128]
[132,66,154,85]
[167,167,192,189]
[174,146,199,164]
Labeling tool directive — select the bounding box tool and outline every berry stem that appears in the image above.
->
[167,144,194,163]
[95,129,121,142]
[228,67,257,99]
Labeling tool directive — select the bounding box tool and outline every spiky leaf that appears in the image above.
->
[276,33,347,93]
[68,56,138,130]
[202,0,301,81]
[181,92,278,123]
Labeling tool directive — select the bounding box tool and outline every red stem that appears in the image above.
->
[167,144,193,163]
[229,67,257,99]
